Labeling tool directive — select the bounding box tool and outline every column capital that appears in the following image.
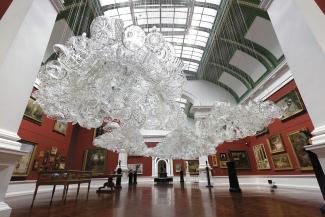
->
[0,129,21,151]
[305,126,325,155]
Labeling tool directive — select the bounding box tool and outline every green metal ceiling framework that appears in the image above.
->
[198,0,285,102]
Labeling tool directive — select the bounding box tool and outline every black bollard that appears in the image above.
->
[116,167,122,189]
[128,170,133,185]
[180,170,184,183]
[205,161,213,188]
[227,160,241,193]
[133,169,138,185]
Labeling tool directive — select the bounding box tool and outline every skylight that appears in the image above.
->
[100,0,220,78]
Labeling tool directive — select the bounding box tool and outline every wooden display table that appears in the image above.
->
[31,170,92,208]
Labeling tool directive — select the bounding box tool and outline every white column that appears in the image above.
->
[267,0,325,170]
[198,156,211,185]
[0,0,58,216]
[116,150,129,178]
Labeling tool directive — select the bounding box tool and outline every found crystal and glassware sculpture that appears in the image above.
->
[34,15,283,159]
[34,16,186,130]
[196,100,283,143]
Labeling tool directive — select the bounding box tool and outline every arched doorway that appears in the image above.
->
[157,160,167,178]
[152,158,172,177]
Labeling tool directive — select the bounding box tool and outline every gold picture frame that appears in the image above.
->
[255,127,269,137]
[275,89,306,121]
[23,97,44,124]
[230,151,251,169]
[253,144,271,170]
[288,129,313,170]
[272,153,293,170]
[53,120,68,135]
[211,154,218,167]
[13,141,37,177]
[83,148,107,173]
[219,153,228,168]
[267,134,285,154]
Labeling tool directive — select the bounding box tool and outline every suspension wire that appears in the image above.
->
[77,0,89,35]
[60,0,77,43]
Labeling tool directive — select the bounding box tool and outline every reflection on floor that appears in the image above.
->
[6,183,324,217]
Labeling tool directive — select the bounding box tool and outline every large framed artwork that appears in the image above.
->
[230,151,251,169]
[288,129,313,170]
[267,134,285,154]
[53,120,68,136]
[253,144,271,170]
[187,160,199,175]
[272,153,293,170]
[275,89,306,121]
[83,148,107,173]
[128,164,143,174]
[211,154,218,167]
[13,141,37,177]
[255,127,269,137]
[175,163,182,172]
[219,153,228,168]
[24,97,44,124]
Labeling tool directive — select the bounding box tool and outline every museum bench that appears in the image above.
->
[31,170,92,208]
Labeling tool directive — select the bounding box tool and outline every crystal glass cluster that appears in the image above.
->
[196,100,283,143]
[33,14,283,159]
[147,100,283,158]
[146,126,216,159]
[33,16,186,130]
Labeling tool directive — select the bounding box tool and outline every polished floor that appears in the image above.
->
[6,183,324,217]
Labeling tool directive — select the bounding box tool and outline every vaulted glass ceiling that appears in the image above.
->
[99,0,221,78]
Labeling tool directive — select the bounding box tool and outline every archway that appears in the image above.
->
[157,160,167,178]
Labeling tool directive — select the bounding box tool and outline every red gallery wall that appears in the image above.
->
[315,0,325,14]
[70,127,119,173]
[18,112,74,180]
[211,80,315,176]
[0,0,13,19]
[16,79,315,180]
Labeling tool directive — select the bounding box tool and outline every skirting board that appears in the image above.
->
[211,175,319,190]
[5,175,319,198]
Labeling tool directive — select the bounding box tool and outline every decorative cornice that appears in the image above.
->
[0,129,21,151]
[239,60,290,103]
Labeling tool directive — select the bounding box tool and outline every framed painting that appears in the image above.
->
[230,151,251,169]
[53,120,68,135]
[267,134,285,154]
[83,148,107,173]
[253,144,271,170]
[220,161,228,168]
[275,89,306,121]
[23,97,44,124]
[13,141,37,177]
[187,160,199,175]
[219,153,228,161]
[211,154,218,167]
[288,129,313,170]
[272,153,293,170]
[128,164,143,174]
[175,163,182,172]
[255,127,268,137]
